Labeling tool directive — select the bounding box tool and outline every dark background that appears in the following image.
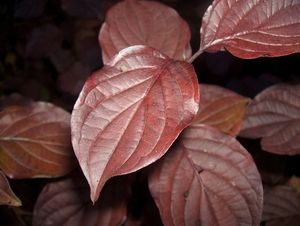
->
[0,0,299,225]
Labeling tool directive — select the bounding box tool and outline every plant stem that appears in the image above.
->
[187,49,204,64]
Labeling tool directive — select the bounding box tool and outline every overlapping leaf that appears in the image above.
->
[0,171,21,206]
[193,84,249,136]
[240,84,300,155]
[33,176,130,226]
[0,101,75,178]
[71,45,199,202]
[262,185,300,226]
[99,0,192,63]
[149,124,263,226]
[199,0,300,59]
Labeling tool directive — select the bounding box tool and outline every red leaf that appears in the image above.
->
[33,175,130,226]
[199,0,300,59]
[99,0,192,63]
[240,84,300,155]
[193,84,249,136]
[0,171,21,206]
[0,102,75,178]
[149,124,263,226]
[262,185,300,226]
[71,45,199,202]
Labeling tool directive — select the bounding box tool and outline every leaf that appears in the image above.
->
[0,171,21,206]
[0,101,75,178]
[99,0,192,63]
[33,175,130,226]
[193,84,249,136]
[262,185,300,226]
[14,0,47,19]
[240,84,300,155]
[199,0,300,59]
[26,24,63,58]
[148,124,263,226]
[71,45,199,202]
[61,0,104,18]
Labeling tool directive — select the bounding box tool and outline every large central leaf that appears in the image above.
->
[71,45,199,202]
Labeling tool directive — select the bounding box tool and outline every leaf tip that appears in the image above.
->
[11,197,22,207]
[89,179,105,204]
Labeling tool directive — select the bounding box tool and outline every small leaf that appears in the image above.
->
[263,185,300,226]
[33,175,130,226]
[240,84,300,155]
[71,45,199,202]
[200,0,300,58]
[193,84,249,136]
[0,101,75,178]
[149,124,263,226]
[99,0,192,63]
[0,171,21,206]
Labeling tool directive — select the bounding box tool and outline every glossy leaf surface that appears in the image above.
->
[33,176,130,226]
[193,84,249,136]
[149,124,263,226]
[263,185,300,226]
[71,45,199,202]
[0,171,21,206]
[0,102,75,178]
[200,0,300,58]
[240,84,300,155]
[99,0,192,63]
